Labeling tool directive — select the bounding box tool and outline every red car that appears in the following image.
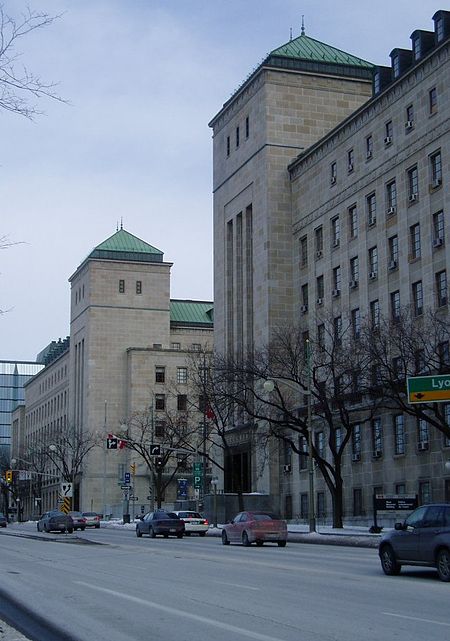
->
[221,511,287,547]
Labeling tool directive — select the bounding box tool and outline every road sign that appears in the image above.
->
[146,495,152,500]
[61,482,73,498]
[129,496,138,501]
[107,437,118,449]
[124,472,131,484]
[374,494,418,511]
[120,484,130,490]
[407,375,450,403]
[193,462,203,473]
[194,475,202,489]
[150,444,161,456]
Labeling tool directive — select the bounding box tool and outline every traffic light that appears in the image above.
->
[5,470,13,484]
[130,462,136,474]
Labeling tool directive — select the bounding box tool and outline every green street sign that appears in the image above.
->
[193,462,203,473]
[407,375,450,404]
[194,475,202,489]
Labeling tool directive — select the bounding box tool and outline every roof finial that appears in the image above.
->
[116,221,119,232]
[120,217,123,230]
[301,14,305,36]
[290,27,293,41]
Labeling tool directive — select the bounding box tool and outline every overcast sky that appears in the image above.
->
[1,0,441,361]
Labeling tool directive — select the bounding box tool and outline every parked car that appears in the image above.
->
[222,511,287,547]
[0,512,7,527]
[136,510,185,538]
[82,512,101,528]
[379,503,450,582]
[68,511,87,531]
[37,510,74,534]
[173,511,208,536]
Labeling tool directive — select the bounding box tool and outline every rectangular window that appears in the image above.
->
[300,236,308,266]
[348,149,354,172]
[388,235,399,265]
[348,205,358,238]
[350,256,359,283]
[396,483,406,495]
[317,492,326,519]
[317,324,325,351]
[433,210,445,243]
[245,116,249,138]
[394,414,405,455]
[136,280,142,295]
[226,136,230,157]
[333,316,342,346]
[430,151,442,186]
[300,493,309,519]
[352,424,361,455]
[385,120,393,143]
[366,135,373,159]
[353,489,363,516]
[119,279,125,293]
[177,394,187,411]
[419,481,432,505]
[315,431,324,457]
[370,299,380,328]
[351,308,361,339]
[316,275,324,301]
[155,420,165,437]
[429,87,437,115]
[436,16,444,42]
[390,290,401,321]
[299,436,308,470]
[372,417,383,454]
[332,266,341,292]
[412,281,423,316]
[236,126,240,148]
[155,367,165,383]
[367,193,376,225]
[331,216,340,246]
[406,104,414,127]
[301,283,309,308]
[171,342,181,350]
[386,180,397,211]
[368,246,378,276]
[410,223,421,259]
[413,35,421,60]
[393,54,400,78]
[436,270,448,306]
[177,367,188,384]
[408,166,419,199]
[155,394,165,411]
[418,418,429,445]
[315,226,323,255]
[191,343,201,351]
[330,162,337,184]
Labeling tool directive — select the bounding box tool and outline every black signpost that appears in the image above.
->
[371,494,418,532]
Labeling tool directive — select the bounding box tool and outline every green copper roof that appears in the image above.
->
[88,228,164,263]
[170,300,214,327]
[270,33,373,68]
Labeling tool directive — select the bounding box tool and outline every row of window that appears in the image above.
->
[226,116,250,157]
[26,392,68,428]
[153,393,208,413]
[155,366,188,385]
[38,365,68,395]
[330,91,438,183]
[118,279,142,294]
[74,283,85,304]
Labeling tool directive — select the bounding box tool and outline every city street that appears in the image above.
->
[1,523,449,641]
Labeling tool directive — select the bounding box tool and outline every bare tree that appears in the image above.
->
[0,4,65,119]
[362,307,450,441]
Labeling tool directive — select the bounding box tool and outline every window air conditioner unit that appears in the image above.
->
[332,289,341,298]
[331,176,337,185]
[409,193,418,202]
[368,217,376,227]
[432,178,442,188]
[316,250,323,259]
[433,237,444,248]
[372,449,382,459]
[300,304,308,313]
[349,280,358,289]
[283,464,292,473]
[418,441,429,452]
[316,297,324,306]
[369,271,378,280]
[388,259,398,271]
[384,136,392,145]
[387,206,396,216]
[405,120,414,130]
[366,150,373,159]
[348,163,354,172]
[352,453,361,462]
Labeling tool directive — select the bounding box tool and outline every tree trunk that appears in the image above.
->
[331,473,344,528]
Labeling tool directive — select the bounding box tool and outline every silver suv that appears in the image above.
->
[379,503,450,582]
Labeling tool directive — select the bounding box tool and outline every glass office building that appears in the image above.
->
[0,360,44,461]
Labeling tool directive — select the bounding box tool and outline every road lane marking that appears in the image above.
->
[383,612,450,627]
[76,581,287,641]
[213,580,260,591]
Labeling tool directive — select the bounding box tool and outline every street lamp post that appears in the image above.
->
[210,477,218,527]
[263,343,316,533]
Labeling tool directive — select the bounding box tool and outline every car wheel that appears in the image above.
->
[176,533,183,539]
[68,528,73,534]
[199,532,206,537]
[436,548,450,582]
[95,524,100,529]
[185,532,191,536]
[163,533,169,538]
[222,530,230,545]
[242,531,251,547]
[37,523,40,531]
[44,524,48,533]
[81,527,86,531]
[149,527,156,538]
[380,545,401,576]
[136,528,142,538]
[256,540,264,547]
[277,541,287,548]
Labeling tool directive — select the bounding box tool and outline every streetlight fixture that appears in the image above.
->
[263,340,316,533]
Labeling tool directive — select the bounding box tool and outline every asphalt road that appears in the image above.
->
[1,523,449,641]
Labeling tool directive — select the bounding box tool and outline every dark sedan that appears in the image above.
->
[37,510,74,534]
[136,510,184,538]
[379,503,450,582]
[0,512,7,527]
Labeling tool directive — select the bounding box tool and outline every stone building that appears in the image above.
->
[210,11,450,522]
[13,228,213,518]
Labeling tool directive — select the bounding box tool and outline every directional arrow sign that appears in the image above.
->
[60,482,73,498]
[407,375,450,404]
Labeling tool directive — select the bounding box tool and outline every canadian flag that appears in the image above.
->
[205,406,215,420]
[108,433,128,449]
